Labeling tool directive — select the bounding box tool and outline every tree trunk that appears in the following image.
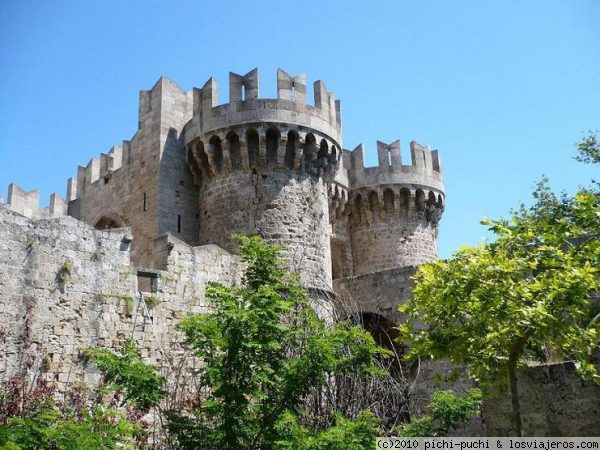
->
[507,353,523,437]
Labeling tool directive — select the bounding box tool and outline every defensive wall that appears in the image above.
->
[1,68,596,436]
[0,206,240,393]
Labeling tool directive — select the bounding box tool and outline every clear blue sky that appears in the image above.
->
[1,0,598,258]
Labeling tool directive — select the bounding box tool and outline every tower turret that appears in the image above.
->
[184,68,342,292]
[345,140,445,276]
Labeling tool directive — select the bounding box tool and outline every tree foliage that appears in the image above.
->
[400,162,600,435]
[274,411,382,450]
[84,337,165,412]
[575,130,600,164]
[0,405,139,450]
[167,234,388,449]
[397,389,482,437]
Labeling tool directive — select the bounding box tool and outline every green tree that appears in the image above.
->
[0,405,139,450]
[167,235,388,449]
[400,176,599,436]
[84,235,389,449]
[397,388,482,437]
[84,337,165,412]
[575,130,600,164]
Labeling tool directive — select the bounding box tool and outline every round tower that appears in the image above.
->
[346,139,445,276]
[183,69,341,291]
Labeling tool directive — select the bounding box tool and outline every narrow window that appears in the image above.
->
[177,214,181,233]
[242,84,246,101]
[291,81,296,102]
[137,271,158,293]
[143,192,147,211]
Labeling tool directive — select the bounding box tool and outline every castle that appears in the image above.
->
[1,68,445,321]
[4,69,597,436]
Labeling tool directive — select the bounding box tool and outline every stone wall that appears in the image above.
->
[3,184,67,219]
[183,68,342,150]
[349,210,438,275]
[0,206,240,391]
[198,171,332,291]
[70,77,197,268]
[482,361,600,436]
[334,266,417,322]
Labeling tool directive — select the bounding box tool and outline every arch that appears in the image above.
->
[186,146,202,183]
[383,188,395,214]
[354,194,364,223]
[399,188,410,215]
[303,133,317,170]
[318,139,329,161]
[427,191,437,205]
[266,126,280,169]
[94,216,123,230]
[246,128,259,169]
[415,189,425,212]
[368,190,379,215]
[358,312,400,351]
[195,140,210,176]
[311,138,329,174]
[208,135,223,173]
[285,130,298,170]
[437,193,445,208]
[329,144,338,165]
[226,131,241,170]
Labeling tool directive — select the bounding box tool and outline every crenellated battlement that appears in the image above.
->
[2,183,67,219]
[73,142,131,199]
[3,142,131,216]
[345,139,444,193]
[3,70,446,289]
[183,68,341,149]
[341,138,445,276]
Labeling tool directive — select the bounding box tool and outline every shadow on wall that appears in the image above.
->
[482,358,600,436]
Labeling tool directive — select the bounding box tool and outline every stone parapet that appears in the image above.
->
[183,68,342,150]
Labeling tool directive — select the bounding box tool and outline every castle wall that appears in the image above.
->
[333,266,417,322]
[329,177,353,280]
[343,140,444,276]
[349,194,439,275]
[156,80,199,254]
[70,77,197,268]
[198,171,332,290]
[184,70,343,292]
[184,69,342,149]
[3,184,67,219]
[482,360,600,436]
[0,206,240,392]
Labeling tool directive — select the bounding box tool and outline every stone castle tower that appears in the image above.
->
[0,68,444,386]
[3,68,444,295]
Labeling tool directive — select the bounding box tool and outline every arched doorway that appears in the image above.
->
[94,216,122,230]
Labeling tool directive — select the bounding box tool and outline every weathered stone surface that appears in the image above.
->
[482,360,600,436]
[2,68,599,436]
[0,206,240,391]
